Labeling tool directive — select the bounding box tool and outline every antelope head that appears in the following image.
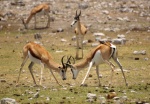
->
[59,56,75,80]
[65,56,79,80]
[71,10,81,27]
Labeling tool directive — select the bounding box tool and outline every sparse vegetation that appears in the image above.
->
[0,29,150,103]
[0,0,150,103]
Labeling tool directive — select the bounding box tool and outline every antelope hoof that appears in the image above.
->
[108,83,112,87]
[126,83,128,86]
[15,83,20,87]
[79,47,81,49]
[33,84,39,87]
[63,78,66,80]
[60,84,63,87]
[98,84,102,87]
[80,84,88,87]
[72,77,76,80]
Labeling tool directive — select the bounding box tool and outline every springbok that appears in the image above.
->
[16,42,70,86]
[21,3,50,29]
[71,10,87,59]
[0,12,4,18]
[67,42,128,86]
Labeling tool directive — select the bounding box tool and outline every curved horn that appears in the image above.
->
[70,56,75,64]
[78,10,81,16]
[67,56,71,64]
[66,56,75,64]
[61,55,66,68]
[76,10,78,16]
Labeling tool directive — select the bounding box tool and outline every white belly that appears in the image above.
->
[92,50,105,65]
[28,51,41,64]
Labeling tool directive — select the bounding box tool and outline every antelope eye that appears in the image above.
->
[61,70,64,73]
[74,17,79,20]
[71,69,73,73]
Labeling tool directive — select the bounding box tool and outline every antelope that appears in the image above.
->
[0,12,4,18]
[16,42,70,86]
[67,42,128,86]
[21,3,50,29]
[71,10,87,59]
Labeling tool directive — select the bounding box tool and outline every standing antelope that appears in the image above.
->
[71,10,87,59]
[21,3,50,29]
[67,42,128,86]
[16,42,69,86]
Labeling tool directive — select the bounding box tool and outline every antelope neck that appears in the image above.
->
[77,20,82,34]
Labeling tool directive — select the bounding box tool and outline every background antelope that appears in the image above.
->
[67,42,128,86]
[21,3,50,29]
[71,10,87,59]
[16,42,70,86]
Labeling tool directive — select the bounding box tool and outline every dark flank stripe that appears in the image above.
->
[29,48,41,60]
[36,9,42,13]
[92,47,100,59]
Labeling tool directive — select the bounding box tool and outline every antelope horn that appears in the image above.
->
[76,10,78,16]
[71,56,75,64]
[66,56,75,64]
[78,10,81,16]
[61,55,66,68]
[66,56,71,64]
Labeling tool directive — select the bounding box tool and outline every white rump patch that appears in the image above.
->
[110,43,116,49]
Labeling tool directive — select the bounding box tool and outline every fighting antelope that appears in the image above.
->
[16,42,69,86]
[21,3,50,29]
[67,42,128,86]
[71,10,87,59]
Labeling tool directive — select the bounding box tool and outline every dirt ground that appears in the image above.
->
[0,0,150,104]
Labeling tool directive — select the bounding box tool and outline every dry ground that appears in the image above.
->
[0,0,150,103]
[0,28,150,103]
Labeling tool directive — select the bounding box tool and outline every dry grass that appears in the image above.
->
[0,0,150,103]
[0,28,150,103]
